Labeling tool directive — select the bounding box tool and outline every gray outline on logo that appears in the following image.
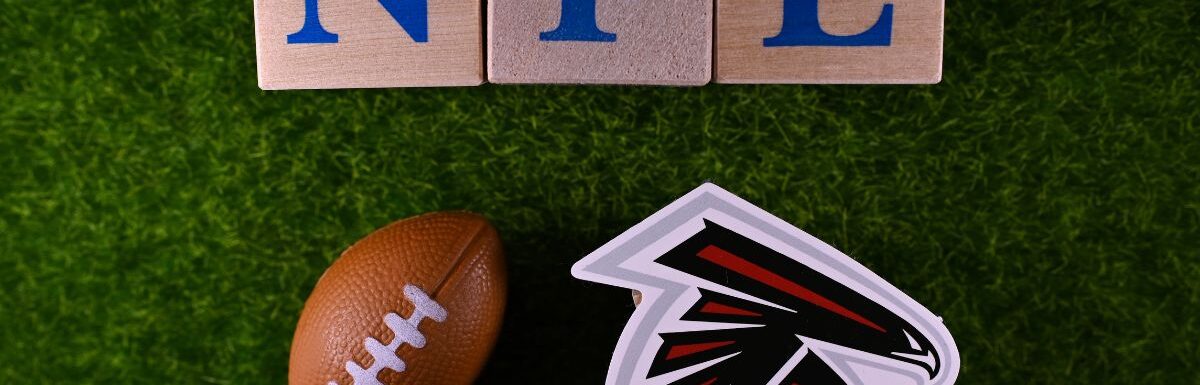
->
[573,185,959,385]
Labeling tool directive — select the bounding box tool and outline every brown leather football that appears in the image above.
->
[289,212,507,385]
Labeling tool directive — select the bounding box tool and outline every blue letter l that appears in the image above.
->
[763,0,893,47]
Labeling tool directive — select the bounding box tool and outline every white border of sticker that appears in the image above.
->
[572,183,960,385]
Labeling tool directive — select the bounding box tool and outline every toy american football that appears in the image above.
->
[289,212,507,385]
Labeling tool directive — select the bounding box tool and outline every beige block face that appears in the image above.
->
[716,0,944,84]
[255,0,483,89]
[488,0,713,85]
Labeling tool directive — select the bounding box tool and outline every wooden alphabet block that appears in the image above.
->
[488,0,713,85]
[254,0,483,89]
[716,0,944,84]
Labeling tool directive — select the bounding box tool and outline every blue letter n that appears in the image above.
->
[288,0,429,44]
[764,0,893,47]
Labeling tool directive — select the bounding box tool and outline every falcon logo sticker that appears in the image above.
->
[572,183,960,385]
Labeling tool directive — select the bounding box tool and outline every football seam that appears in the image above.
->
[431,218,489,297]
[335,212,458,259]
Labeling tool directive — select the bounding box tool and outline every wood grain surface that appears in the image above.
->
[716,0,944,84]
[255,0,483,89]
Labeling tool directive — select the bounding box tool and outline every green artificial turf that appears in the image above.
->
[2,0,1198,383]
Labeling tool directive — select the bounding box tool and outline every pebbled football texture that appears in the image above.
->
[290,212,507,385]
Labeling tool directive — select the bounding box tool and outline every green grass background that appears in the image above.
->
[3,0,1198,383]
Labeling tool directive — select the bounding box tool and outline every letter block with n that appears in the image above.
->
[254,0,483,89]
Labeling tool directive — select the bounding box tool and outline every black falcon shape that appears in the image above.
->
[646,220,940,385]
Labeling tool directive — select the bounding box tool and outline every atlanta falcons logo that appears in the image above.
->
[573,183,960,385]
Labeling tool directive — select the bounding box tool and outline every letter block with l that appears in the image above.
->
[716,0,945,84]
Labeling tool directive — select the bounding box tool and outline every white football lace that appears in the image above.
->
[329,284,448,385]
